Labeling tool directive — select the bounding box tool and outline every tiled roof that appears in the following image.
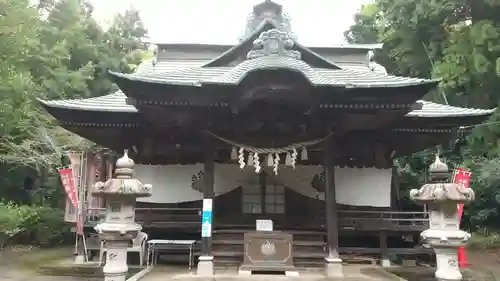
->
[111,56,438,88]
[138,58,373,73]
[39,91,494,118]
[407,101,495,117]
[38,91,137,113]
[136,59,205,73]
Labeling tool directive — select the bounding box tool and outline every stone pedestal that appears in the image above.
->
[410,155,474,281]
[197,256,214,276]
[103,240,130,281]
[420,228,470,281]
[434,247,462,281]
[325,257,344,277]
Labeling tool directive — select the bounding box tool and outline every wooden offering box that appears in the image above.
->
[241,231,296,273]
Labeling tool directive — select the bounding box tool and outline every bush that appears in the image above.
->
[467,230,500,249]
[28,206,71,246]
[0,202,38,249]
[0,202,71,248]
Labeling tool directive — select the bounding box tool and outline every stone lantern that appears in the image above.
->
[409,155,474,281]
[93,150,152,281]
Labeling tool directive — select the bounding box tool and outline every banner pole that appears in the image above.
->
[453,167,471,269]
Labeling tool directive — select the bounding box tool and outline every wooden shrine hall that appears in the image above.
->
[39,0,494,275]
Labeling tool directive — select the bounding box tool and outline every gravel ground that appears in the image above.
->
[0,246,98,281]
[0,247,499,281]
[466,249,500,281]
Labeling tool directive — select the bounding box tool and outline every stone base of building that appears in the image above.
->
[103,271,127,281]
[402,259,416,266]
[197,256,214,276]
[381,258,391,267]
[325,257,344,277]
[238,269,299,276]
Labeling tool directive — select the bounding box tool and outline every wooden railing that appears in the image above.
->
[84,207,428,231]
[86,207,106,224]
[338,210,429,231]
[135,207,200,228]
[85,207,201,228]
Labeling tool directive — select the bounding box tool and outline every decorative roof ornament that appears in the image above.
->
[242,0,295,41]
[247,29,301,60]
[191,170,204,193]
[254,0,282,16]
[367,50,388,75]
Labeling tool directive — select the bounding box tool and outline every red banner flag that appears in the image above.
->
[65,151,85,235]
[452,167,472,268]
[453,168,472,218]
[58,168,78,209]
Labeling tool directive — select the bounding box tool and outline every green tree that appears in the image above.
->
[344,4,381,44]
[345,0,500,231]
[0,0,150,214]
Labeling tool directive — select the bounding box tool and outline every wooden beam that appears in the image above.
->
[380,231,389,266]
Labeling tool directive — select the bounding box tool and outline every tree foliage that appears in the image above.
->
[0,0,149,244]
[0,202,38,249]
[346,0,500,231]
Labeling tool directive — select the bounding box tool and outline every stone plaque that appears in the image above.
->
[241,231,295,272]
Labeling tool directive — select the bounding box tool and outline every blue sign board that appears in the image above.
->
[201,210,212,237]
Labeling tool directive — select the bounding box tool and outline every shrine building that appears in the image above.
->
[39,0,494,274]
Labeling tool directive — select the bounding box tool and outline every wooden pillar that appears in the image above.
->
[98,152,107,209]
[198,137,215,276]
[201,144,215,256]
[259,172,267,214]
[380,231,391,267]
[324,140,343,277]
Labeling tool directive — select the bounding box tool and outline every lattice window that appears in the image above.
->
[265,185,285,214]
[242,185,262,214]
[110,203,121,213]
[242,184,286,214]
[444,209,456,220]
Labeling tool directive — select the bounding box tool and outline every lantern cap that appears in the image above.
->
[429,154,449,182]
[92,149,152,198]
[116,149,134,170]
[429,154,448,173]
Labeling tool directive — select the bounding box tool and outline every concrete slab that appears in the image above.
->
[138,265,388,281]
[127,267,154,281]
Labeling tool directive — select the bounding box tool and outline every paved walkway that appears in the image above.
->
[139,265,390,281]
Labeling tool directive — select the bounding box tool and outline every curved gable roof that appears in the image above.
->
[202,19,342,70]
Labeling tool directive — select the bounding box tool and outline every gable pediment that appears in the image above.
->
[203,19,341,69]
